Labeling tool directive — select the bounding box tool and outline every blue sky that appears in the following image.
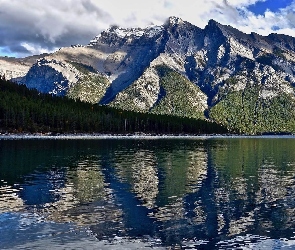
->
[1,0,295,58]
[248,0,291,15]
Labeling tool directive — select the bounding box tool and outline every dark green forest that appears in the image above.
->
[209,81,295,134]
[0,77,227,134]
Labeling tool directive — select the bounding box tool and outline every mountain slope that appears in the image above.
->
[2,17,295,134]
[109,65,207,119]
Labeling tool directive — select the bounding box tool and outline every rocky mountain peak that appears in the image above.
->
[88,24,164,47]
[207,19,221,27]
[165,16,184,26]
[204,19,229,37]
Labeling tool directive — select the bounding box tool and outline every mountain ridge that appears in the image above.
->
[2,17,295,134]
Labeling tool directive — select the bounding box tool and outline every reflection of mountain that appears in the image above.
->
[157,145,207,205]
[209,138,295,239]
[149,146,208,229]
[112,149,159,208]
[0,184,24,212]
[67,157,105,203]
[186,148,208,193]
[2,139,295,248]
[42,157,124,231]
[131,151,159,209]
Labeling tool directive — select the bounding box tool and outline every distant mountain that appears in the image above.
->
[2,17,295,134]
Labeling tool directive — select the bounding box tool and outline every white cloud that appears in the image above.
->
[1,0,295,57]
[232,1,295,37]
[21,42,55,56]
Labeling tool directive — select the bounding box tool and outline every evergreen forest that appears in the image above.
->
[0,77,227,135]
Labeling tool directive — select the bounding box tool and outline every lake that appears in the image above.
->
[1,136,295,249]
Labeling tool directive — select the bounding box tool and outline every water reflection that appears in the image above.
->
[1,138,295,249]
[209,138,295,246]
[113,149,159,209]
[0,184,23,212]
[43,156,119,227]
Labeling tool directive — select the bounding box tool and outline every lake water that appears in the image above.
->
[1,136,295,249]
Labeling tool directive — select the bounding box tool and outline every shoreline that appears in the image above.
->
[1,132,295,140]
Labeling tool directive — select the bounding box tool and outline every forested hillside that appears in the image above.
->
[0,77,227,134]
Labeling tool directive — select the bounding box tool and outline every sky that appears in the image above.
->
[1,0,295,58]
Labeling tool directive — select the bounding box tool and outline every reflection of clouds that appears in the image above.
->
[0,185,24,212]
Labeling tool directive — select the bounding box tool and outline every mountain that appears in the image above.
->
[2,17,295,134]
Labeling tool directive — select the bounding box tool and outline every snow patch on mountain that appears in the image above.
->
[110,25,164,39]
[89,25,164,47]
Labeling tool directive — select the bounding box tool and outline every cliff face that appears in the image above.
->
[3,17,295,134]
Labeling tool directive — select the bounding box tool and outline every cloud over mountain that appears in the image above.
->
[1,0,295,57]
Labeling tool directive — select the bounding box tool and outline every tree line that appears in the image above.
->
[0,76,228,134]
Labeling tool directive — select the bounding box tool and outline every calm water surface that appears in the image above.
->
[1,137,295,249]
